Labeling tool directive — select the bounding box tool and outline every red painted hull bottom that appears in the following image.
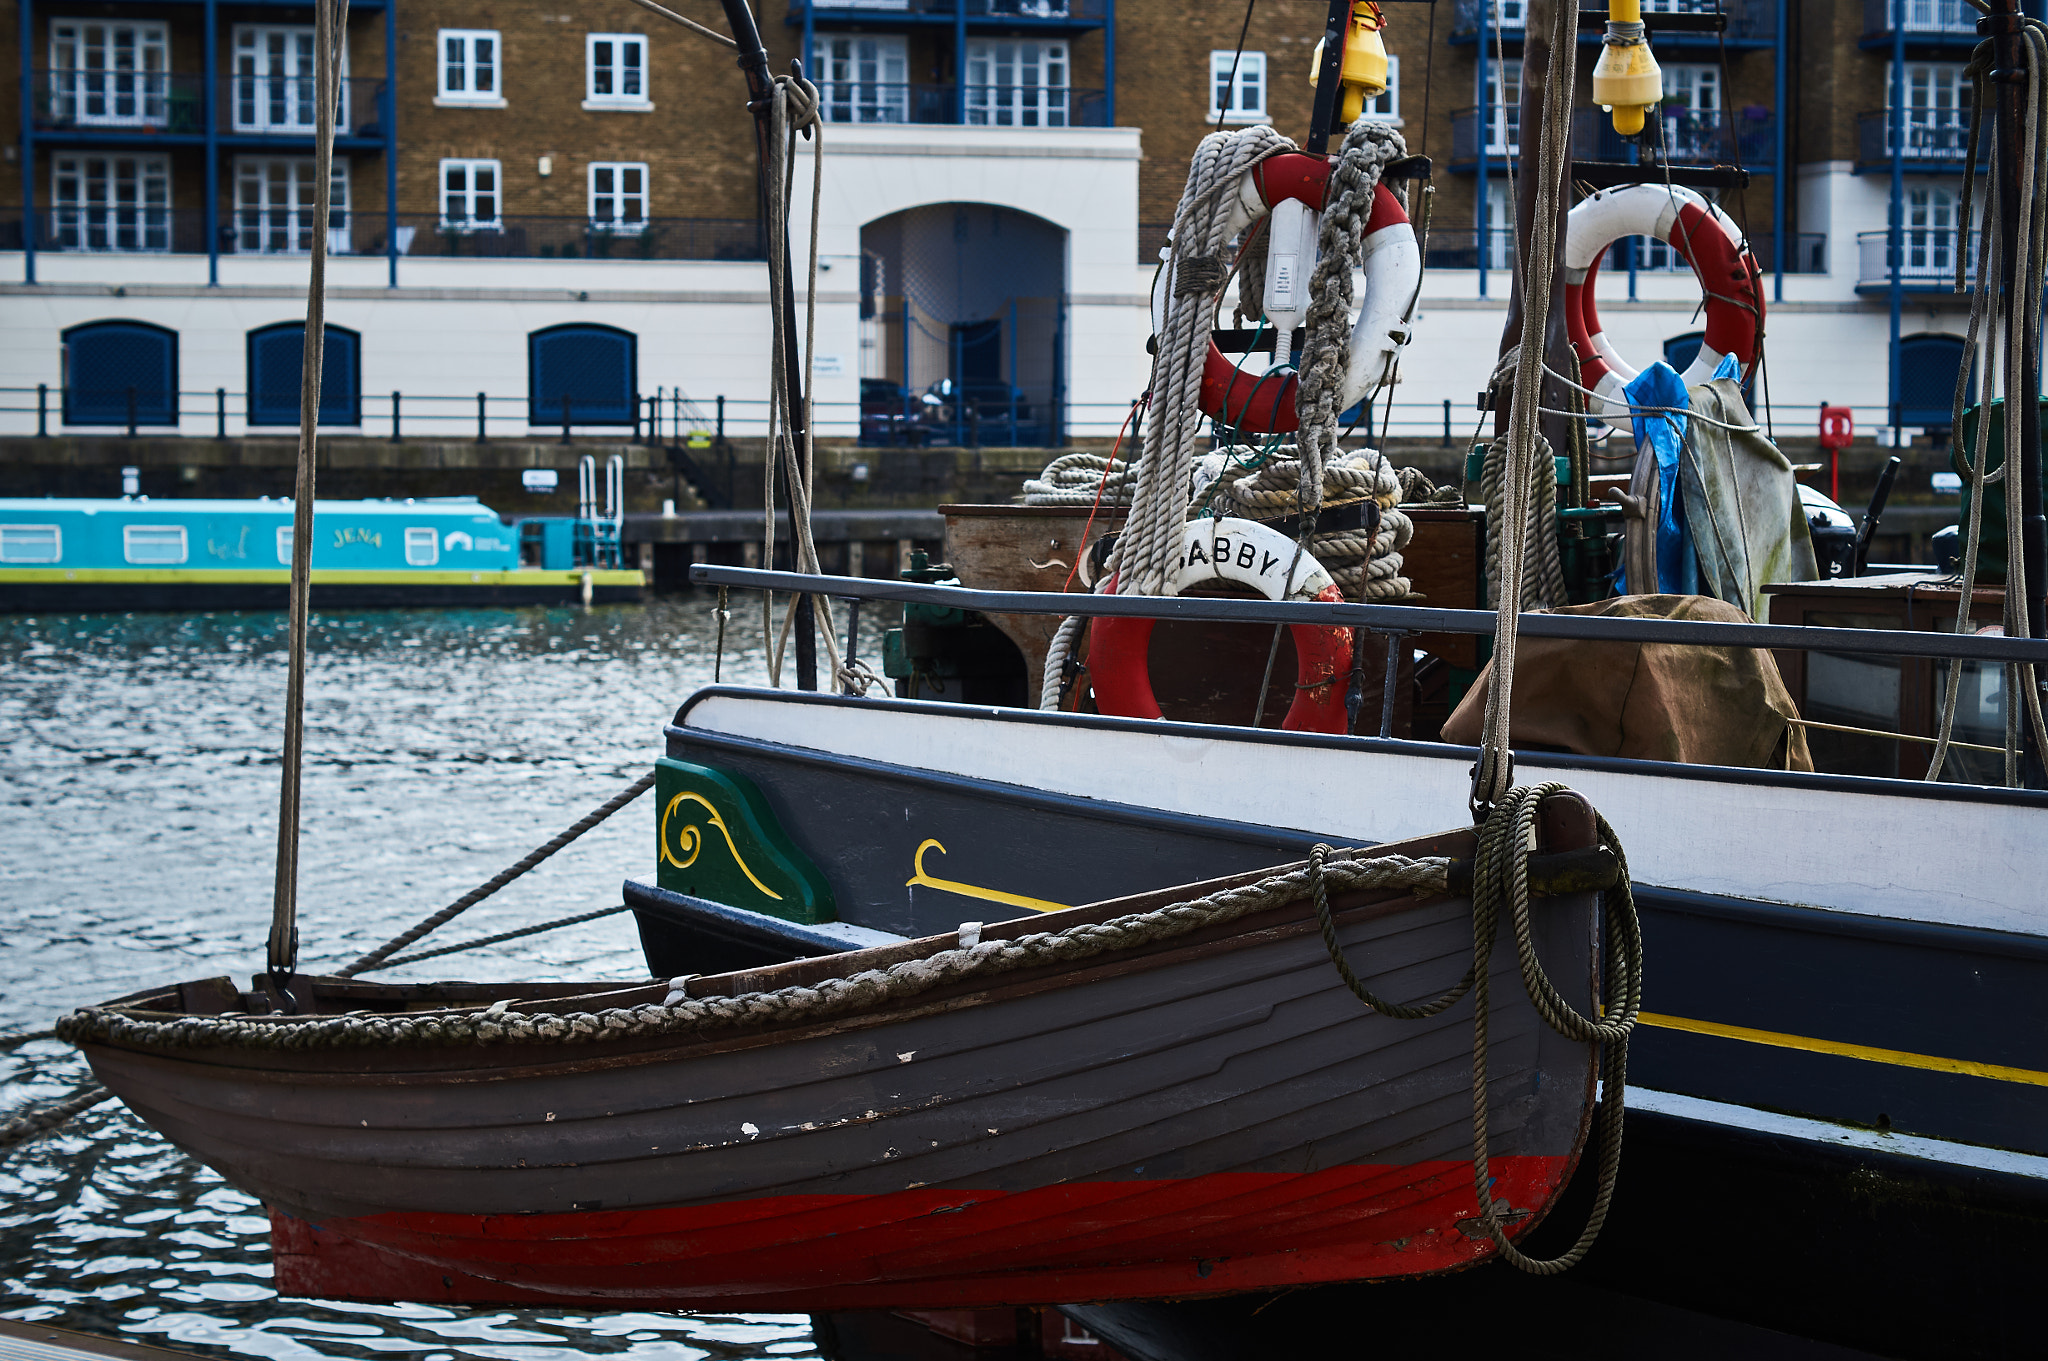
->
[273,1157,1568,1310]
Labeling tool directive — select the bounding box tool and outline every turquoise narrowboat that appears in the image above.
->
[0,497,645,611]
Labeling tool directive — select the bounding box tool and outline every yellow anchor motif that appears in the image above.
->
[905,839,1070,915]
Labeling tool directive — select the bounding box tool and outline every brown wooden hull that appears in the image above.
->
[69,811,1601,1310]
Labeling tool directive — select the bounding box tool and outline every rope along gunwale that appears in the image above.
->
[1309,781,1642,1275]
[58,853,1452,1055]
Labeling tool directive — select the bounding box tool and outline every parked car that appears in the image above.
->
[860,378,920,446]
[917,378,1044,446]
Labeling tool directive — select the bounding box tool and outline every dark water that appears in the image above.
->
[0,601,824,1361]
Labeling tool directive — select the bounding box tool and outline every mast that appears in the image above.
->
[717,0,818,690]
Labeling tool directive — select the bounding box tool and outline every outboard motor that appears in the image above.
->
[1798,483,1857,578]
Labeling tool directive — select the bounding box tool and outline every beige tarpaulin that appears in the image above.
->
[1442,594,1813,770]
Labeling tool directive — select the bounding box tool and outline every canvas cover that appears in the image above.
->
[1680,378,1819,621]
[1441,595,1813,771]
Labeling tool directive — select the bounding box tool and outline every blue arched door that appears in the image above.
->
[63,320,178,426]
[528,324,638,426]
[1896,333,1971,427]
[246,323,362,426]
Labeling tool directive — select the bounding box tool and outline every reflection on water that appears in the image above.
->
[0,601,821,1360]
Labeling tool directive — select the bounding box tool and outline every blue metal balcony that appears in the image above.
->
[29,71,390,150]
[789,0,1109,33]
[816,83,1107,127]
[1449,106,1775,173]
[1859,0,1986,49]
[1855,108,1987,172]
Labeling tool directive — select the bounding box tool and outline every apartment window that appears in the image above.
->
[233,26,348,133]
[123,526,188,565]
[438,30,502,106]
[440,159,502,227]
[1209,50,1265,123]
[1906,185,1958,273]
[822,36,909,124]
[589,163,648,229]
[235,158,349,254]
[247,323,362,426]
[49,22,170,127]
[967,41,1069,128]
[51,155,171,252]
[0,527,62,564]
[405,528,440,567]
[1482,58,1522,154]
[1483,179,1514,270]
[587,34,649,109]
[1360,55,1400,121]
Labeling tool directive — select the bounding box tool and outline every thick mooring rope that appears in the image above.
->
[59,852,1451,1054]
[0,1086,114,1153]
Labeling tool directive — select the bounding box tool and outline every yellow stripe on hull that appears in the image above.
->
[1637,1010,2048,1088]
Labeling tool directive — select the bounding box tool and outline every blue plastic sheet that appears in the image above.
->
[1624,355,1740,596]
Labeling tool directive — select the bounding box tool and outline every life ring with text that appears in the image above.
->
[1564,183,1765,427]
[1089,516,1353,733]
[1149,152,1421,436]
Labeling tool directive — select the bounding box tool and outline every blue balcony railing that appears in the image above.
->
[30,70,388,139]
[1858,227,1979,288]
[817,83,1107,127]
[1452,0,1776,43]
[1451,106,1773,168]
[794,1,1108,20]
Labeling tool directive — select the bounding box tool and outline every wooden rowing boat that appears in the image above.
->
[62,794,1607,1311]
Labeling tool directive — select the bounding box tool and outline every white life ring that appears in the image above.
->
[1150,152,1422,435]
[1091,516,1353,733]
[1563,183,1765,427]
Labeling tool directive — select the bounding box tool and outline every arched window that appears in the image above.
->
[62,320,177,426]
[1896,333,1972,427]
[528,324,637,426]
[246,323,362,426]
[1663,331,1705,373]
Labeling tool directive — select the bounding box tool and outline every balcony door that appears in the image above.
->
[51,155,170,252]
[1904,185,1957,276]
[1660,64,1722,160]
[1480,58,1521,155]
[233,26,348,134]
[1891,63,1970,157]
[235,158,350,254]
[965,41,1069,128]
[822,37,908,124]
[48,22,169,128]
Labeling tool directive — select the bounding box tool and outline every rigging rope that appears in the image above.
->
[266,0,347,1006]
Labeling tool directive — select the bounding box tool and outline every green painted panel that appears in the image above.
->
[653,757,836,924]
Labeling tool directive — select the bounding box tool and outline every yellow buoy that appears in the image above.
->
[1591,0,1662,136]
[1309,2,1390,126]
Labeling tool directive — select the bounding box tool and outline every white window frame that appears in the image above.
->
[588,162,649,231]
[123,525,188,565]
[0,525,63,564]
[51,154,172,252]
[1360,54,1400,122]
[1482,58,1522,155]
[965,40,1069,128]
[437,29,504,107]
[404,527,440,567]
[49,21,170,128]
[1905,184,1959,274]
[1483,177,1514,270]
[1209,50,1266,124]
[439,158,503,229]
[585,33,651,110]
[821,35,909,124]
[234,156,350,254]
[232,25,349,134]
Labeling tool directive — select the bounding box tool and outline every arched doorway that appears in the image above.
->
[859,203,1065,447]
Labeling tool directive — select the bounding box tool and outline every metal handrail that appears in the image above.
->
[688,565,2048,666]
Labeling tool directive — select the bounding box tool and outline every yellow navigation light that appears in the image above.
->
[1309,1,1390,126]
[1591,0,1662,136]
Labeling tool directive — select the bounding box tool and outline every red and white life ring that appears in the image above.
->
[1089,517,1353,733]
[1563,183,1765,427]
[1150,152,1422,436]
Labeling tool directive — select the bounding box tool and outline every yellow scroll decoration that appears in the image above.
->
[661,790,783,900]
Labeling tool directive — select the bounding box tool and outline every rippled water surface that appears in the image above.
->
[0,601,822,1360]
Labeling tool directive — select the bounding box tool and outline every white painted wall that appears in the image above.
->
[0,154,1969,448]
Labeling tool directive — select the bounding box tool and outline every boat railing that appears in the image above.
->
[688,564,2048,669]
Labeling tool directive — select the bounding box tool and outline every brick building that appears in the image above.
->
[0,1,2031,454]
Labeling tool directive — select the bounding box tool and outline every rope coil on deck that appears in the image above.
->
[57,853,1451,1054]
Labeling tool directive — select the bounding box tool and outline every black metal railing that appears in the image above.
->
[30,71,388,139]
[1862,0,1980,40]
[1856,108,1985,166]
[1418,226,1826,275]
[1453,106,1774,167]
[1453,0,1777,41]
[1857,227,1980,286]
[391,214,764,261]
[794,0,1109,19]
[816,83,1107,128]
